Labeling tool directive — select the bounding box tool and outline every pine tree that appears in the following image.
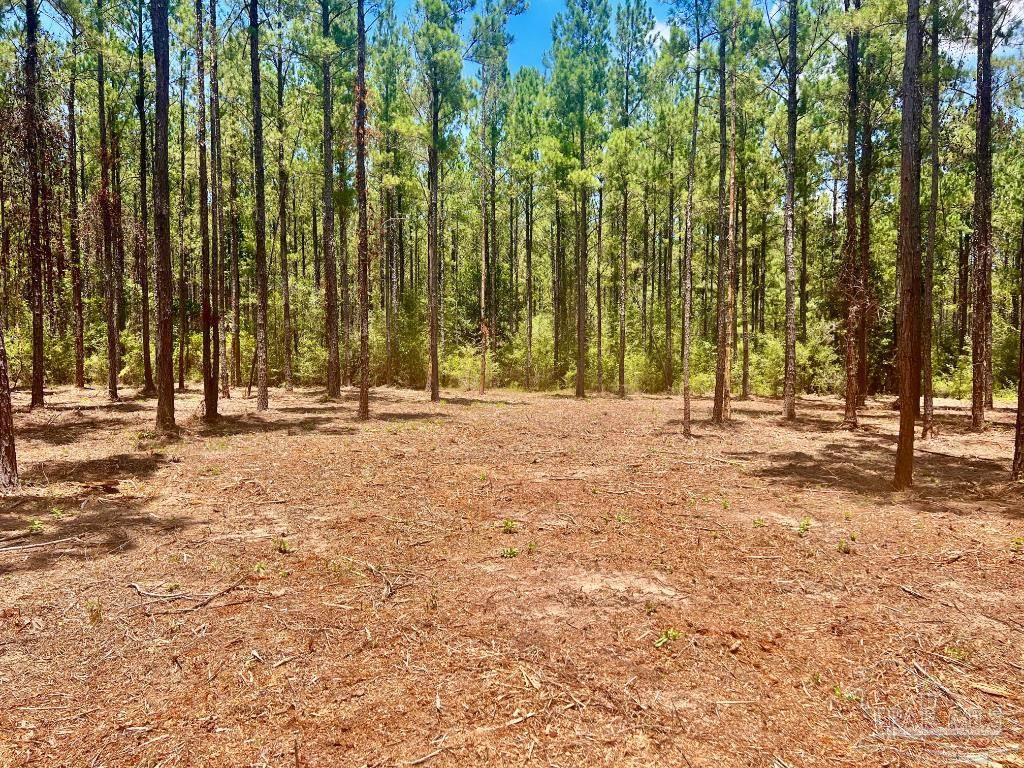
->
[550,0,610,398]
[894,0,924,489]
[971,0,993,431]
[611,0,653,398]
[249,0,271,411]
[415,0,466,401]
[152,0,176,431]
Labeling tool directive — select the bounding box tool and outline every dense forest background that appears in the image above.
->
[0,0,1023,469]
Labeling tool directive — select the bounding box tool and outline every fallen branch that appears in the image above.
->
[0,535,86,554]
[406,735,448,766]
[148,575,249,615]
[900,585,927,600]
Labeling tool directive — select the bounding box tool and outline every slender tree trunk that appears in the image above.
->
[597,187,604,393]
[384,182,394,386]
[136,0,155,396]
[321,0,340,397]
[782,0,798,420]
[618,175,628,397]
[922,2,939,438]
[25,0,45,407]
[971,0,993,431]
[210,0,228,399]
[894,0,924,489]
[956,231,968,353]
[177,56,188,392]
[228,158,241,385]
[275,17,292,391]
[427,93,440,401]
[681,12,702,434]
[151,0,175,430]
[355,0,370,417]
[576,113,587,399]
[341,202,351,386]
[98,0,118,402]
[68,25,85,389]
[0,308,15,490]
[712,21,731,422]
[196,0,216,419]
[526,182,534,388]
[842,0,860,427]
[249,0,270,410]
[479,104,489,393]
[798,210,808,342]
[857,80,873,405]
[740,132,749,401]
[1014,207,1024,478]
[665,142,674,392]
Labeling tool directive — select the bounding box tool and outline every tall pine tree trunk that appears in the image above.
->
[427,92,440,402]
[1014,205,1024,478]
[321,0,340,397]
[740,130,749,401]
[712,20,731,422]
[98,0,118,402]
[857,71,873,406]
[26,0,45,408]
[177,56,188,392]
[782,0,798,420]
[664,142,674,392]
[576,110,587,399]
[842,0,860,427]
[276,18,292,391]
[0,304,15,490]
[137,0,155,396]
[152,0,176,430]
[681,8,702,434]
[355,0,370,417]
[0,303,13,489]
[922,2,940,438]
[618,176,628,397]
[479,104,489,393]
[210,0,228,399]
[196,0,216,419]
[230,158,242,385]
[894,0,924,489]
[597,188,604,392]
[971,0,993,431]
[526,182,534,388]
[249,0,270,411]
[68,23,85,390]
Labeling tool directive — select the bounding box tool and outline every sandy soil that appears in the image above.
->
[1,384,1022,767]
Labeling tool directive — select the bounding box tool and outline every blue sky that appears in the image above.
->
[390,0,673,75]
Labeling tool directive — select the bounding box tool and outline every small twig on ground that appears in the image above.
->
[406,735,448,766]
[910,661,971,716]
[0,535,87,554]
[900,585,927,600]
[147,575,250,615]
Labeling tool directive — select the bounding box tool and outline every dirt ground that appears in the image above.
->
[1,383,1023,768]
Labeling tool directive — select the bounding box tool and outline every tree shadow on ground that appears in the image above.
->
[0,492,189,577]
[438,396,525,407]
[38,401,150,414]
[193,414,356,437]
[21,452,169,485]
[372,411,450,422]
[16,415,134,446]
[275,404,351,415]
[1,452,186,576]
[737,430,1022,520]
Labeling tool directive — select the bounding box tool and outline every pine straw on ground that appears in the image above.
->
[1,384,1023,768]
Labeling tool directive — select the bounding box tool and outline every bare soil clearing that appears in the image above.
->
[2,385,1023,767]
